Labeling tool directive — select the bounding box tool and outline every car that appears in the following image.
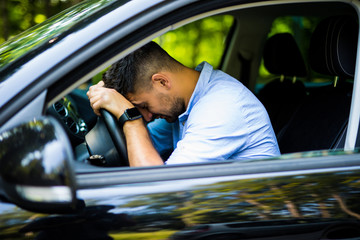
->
[1,0,360,239]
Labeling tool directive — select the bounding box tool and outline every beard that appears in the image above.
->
[158,93,185,123]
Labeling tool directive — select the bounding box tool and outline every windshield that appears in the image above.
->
[0,0,129,74]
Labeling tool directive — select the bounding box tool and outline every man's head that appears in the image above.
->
[103,41,182,96]
[103,41,185,123]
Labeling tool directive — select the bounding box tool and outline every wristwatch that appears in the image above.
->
[118,107,142,126]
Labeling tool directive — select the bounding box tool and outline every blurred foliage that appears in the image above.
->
[109,230,176,240]
[155,15,234,69]
[0,0,84,44]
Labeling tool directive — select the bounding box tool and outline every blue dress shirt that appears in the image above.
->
[148,62,280,164]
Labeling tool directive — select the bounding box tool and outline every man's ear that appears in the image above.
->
[152,73,171,89]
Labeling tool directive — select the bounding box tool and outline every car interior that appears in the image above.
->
[45,1,359,167]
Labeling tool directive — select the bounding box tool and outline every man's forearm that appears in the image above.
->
[123,119,164,167]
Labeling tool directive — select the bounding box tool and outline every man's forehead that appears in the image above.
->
[127,91,151,105]
[126,93,140,104]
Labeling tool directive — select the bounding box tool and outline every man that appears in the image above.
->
[87,41,280,167]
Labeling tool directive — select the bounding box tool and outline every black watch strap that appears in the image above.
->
[118,107,142,126]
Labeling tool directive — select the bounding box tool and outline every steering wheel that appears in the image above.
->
[85,109,129,166]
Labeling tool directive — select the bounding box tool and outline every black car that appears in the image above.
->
[1,0,360,239]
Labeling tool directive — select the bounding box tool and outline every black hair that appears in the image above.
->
[103,41,182,96]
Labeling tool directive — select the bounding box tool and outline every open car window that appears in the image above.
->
[51,1,359,170]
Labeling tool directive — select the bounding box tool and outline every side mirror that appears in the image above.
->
[0,117,77,213]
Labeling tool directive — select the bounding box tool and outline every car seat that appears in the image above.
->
[257,33,307,134]
[277,15,358,153]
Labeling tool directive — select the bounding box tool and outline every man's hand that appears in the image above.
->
[87,81,134,119]
[86,81,164,167]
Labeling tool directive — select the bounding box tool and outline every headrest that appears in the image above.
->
[309,16,358,78]
[263,33,307,77]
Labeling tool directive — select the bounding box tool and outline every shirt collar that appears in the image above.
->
[178,61,213,122]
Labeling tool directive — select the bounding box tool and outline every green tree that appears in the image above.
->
[0,0,84,44]
[155,15,234,69]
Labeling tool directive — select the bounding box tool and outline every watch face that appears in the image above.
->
[127,108,142,120]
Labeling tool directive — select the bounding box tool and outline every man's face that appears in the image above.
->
[127,89,185,123]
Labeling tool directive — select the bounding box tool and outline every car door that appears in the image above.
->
[1,150,360,239]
